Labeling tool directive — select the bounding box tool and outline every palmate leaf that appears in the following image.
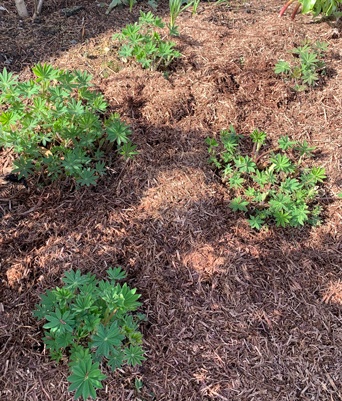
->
[108,348,124,370]
[76,168,98,187]
[68,357,106,400]
[273,210,291,228]
[229,197,249,212]
[90,322,125,358]
[107,267,127,281]
[290,203,310,226]
[310,166,326,183]
[234,155,256,173]
[105,117,131,145]
[43,308,75,335]
[33,290,58,320]
[248,214,265,230]
[229,172,244,189]
[63,270,92,291]
[124,345,145,366]
[119,142,138,159]
[220,128,239,153]
[269,153,294,173]
[278,135,297,151]
[0,67,18,90]
[280,177,302,193]
[32,63,60,82]
[274,60,291,75]
[118,283,142,311]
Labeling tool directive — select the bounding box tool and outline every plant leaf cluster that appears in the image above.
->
[113,11,181,71]
[206,126,326,230]
[0,64,137,186]
[274,41,328,91]
[279,0,342,19]
[33,267,145,400]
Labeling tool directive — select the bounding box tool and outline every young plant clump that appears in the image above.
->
[275,41,328,91]
[0,64,137,187]
[33,267,145,400]
[206,127,326,230]
[113,11,181,71]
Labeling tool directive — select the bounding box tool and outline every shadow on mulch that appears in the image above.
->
[0,121,341,400]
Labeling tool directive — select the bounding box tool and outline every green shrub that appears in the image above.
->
[113,11,181,71]
[207,126,326,230]
[275,41,328,91]
[0,64,137,187]
[33,267,145,400]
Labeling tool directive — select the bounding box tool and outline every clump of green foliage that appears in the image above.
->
[206,126,326,230]
[0,64,137,187]
[33,267,145,400]
[113,11,181,71]
[275,41,328,91]
[279,0,342,20]
[168,0,200,35]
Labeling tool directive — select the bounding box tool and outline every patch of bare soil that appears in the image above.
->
[0,0,341,400]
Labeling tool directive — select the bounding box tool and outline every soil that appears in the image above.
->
[0,0,341,400]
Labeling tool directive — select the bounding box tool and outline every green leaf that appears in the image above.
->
[269,193,292,212]
[43,309,75,335]
[63,270,91,291]
[33,290,58,320]
[32,63,60,82]
[280,178,302,193]
[229,197,249,212]
[119,142,138,159]
[0,67,18,90]
[108,348,124,371]
[106,117,131,145]
[274,210,291,228]
[296,140,315,157]
[229,172,244,189]
[68,357,106,400]
[278,135,297,151]
[124,345,145,366]
[76,168,98,187]
[234,155,256,174]
[248,214,265,230]
[220,128,239,153]
[290,203,309,226]
[107,267,127,281]
[250,129,267,147]
[269,153,294,173]
[310,166,326,183]
[274,60,291,75]
[90,322,125,358]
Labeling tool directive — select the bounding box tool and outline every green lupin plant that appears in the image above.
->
[33,267,145,400]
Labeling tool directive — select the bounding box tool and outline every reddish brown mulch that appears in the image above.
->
[0,0,341,400]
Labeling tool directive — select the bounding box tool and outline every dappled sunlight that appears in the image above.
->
[322,280,342,306]
[182,244,225,275]
[138,167,210,217]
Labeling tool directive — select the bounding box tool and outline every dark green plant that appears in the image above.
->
[0,64,137,187]
[275,41,328,91]
[33,267,145,400]
[206,127,326,230]
[113,11,181,71]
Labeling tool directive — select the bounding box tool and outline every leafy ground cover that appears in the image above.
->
[0,0,341,400]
